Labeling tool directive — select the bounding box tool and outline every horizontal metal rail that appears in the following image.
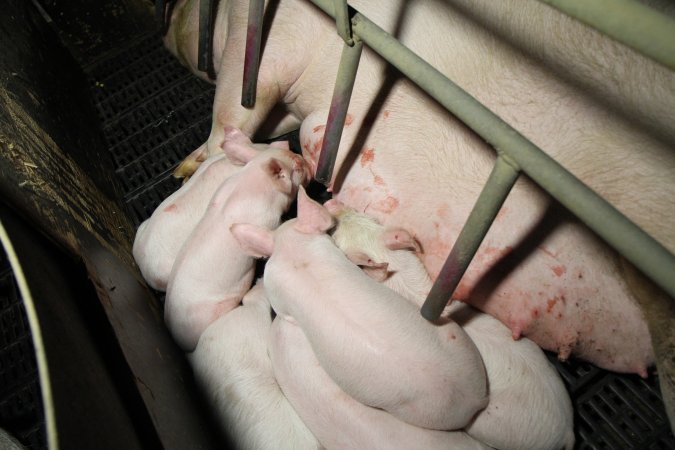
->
[307,0,675,309]
[538,0,675,71]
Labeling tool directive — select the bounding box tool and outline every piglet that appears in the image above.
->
[132,126,289,290]
[269,317,492,450]
[164,140,310,351]
[189,280,320,450]
[328,203,575,450]
[232,187,488,431]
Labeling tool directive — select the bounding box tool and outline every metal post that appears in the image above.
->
[155,0,166,23]
[538,0,675,71]
[315,38,363,185]
[198,0,214,74]
[421,156,521,320]
[156,0,175,36]
[241,0,265,107]
[333,0,353,45]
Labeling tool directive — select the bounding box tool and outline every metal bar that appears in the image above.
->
[333,0,353,45]
[155,0,165,23]
[315,38,363,184]
[156,0,173,36]
[538,0,675,71]
[421,157,520,320]
[307,0,675,303]
[241,0,265,107]
[197,0,213,73]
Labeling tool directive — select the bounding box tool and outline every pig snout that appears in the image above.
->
[290,152,311,187]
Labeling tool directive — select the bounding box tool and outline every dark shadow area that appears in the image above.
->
[468,199,569,307]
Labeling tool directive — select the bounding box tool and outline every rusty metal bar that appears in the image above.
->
[538,0,675,71]
[421,156,520,320]
[333,0,354,45]
[307,0,675,305]
[241,0,265,107]
[315,38,363,184]
[197,0,214,73]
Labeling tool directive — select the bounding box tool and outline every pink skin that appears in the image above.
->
[231,187,488,431]
[164,134,310,352]
[164,0,674,373]
[329,204,575,450]
[132,127,285,290]
[269,318,491,450]
[188,280,320,450]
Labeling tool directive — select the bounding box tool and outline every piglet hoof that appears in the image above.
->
[173,144,208,181]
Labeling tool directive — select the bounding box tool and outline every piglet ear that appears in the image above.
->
[382,228,421,253]
[221,126,258,165]
[294,186,335,234]
[230,223,274,258]
[269,140,290,150]
[263,158,293,195]
[347,251,390,282]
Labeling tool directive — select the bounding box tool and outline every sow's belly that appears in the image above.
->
[305,115,653,376]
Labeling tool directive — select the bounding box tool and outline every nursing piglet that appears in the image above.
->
[328,203,574,450]
[132,126,288,290]
[269,317,491,450]
[164,141,310,351]
[232,187,488,431]
[189,280,320,450]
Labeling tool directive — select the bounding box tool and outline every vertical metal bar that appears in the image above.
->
[538,0,675,71]
[421,156,521,321]
[155,0,166,23]
[157,0,174,36]
[333,0,353,45]
[241,0,265,107]
[197,0,214,73]
[315,38,363,185]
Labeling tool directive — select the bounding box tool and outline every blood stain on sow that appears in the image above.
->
[373,196,399,214]
[551,265,566,277]
[360,148,375,167]
[163,203,177,212]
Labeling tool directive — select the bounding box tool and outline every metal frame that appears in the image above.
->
[243,0,675,319]
[539,0,675,71]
